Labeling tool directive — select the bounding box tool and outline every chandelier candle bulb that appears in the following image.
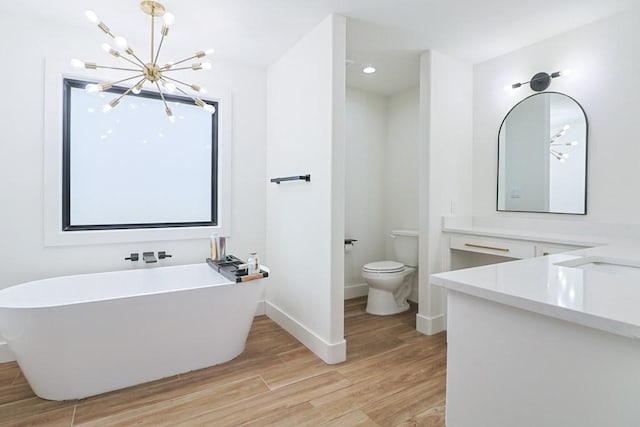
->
[114,36,128,50]
[163,12,175,26]
[85,10,99,24]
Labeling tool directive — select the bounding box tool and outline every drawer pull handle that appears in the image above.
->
[464,243,510,252]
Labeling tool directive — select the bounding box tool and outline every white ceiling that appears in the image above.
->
[4,0,639,95]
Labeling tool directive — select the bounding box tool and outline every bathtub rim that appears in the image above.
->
[0,262,257,310]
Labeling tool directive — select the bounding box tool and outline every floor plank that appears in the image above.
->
[0,298,446,426]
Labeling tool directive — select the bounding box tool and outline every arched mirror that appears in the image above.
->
[497,92,587,214]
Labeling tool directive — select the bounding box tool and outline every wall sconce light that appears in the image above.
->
[506,69,571,92]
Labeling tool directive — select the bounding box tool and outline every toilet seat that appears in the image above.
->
[362,261,404,273]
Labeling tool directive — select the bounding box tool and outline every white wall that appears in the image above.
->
[344,88,387,293]
[385,88,420,258]
[344,87,419,299]
[474,8,640,223]
[0,10,267,289]
[266,15,346,364]
[418,51,474,335]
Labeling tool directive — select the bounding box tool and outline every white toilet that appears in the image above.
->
[362,230,418,315]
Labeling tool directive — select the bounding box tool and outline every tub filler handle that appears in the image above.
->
[124,253,139,261]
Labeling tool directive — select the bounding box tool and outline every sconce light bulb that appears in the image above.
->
[132,83,143,94]
[562,124,570,131]
[163,12,175,26]
[114,36,128,50]
[562,153,569,159]
[101,43,110,52]
[504,85,513,92]
[85,10,99,24]
[560,69,572,76]
[362,66,376,74]
[204,104,216,114]
[202,62,212,70]
[102,104,113,113]
[559,158,566,163]
[205,48,215,56]
[569,140,578,146]
[70,58,85,68]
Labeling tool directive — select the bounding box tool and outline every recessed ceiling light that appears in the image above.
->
[362,66,376,74]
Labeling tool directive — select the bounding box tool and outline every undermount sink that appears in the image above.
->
[554,256,640,276]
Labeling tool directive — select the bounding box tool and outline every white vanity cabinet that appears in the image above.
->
[444,231,588,271]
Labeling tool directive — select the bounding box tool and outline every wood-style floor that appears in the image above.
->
[0,297,446,426]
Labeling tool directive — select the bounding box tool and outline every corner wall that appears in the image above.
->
[265,15,346,364]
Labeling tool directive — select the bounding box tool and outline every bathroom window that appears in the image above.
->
[62,78,218,231]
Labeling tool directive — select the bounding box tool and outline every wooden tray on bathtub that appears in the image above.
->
[206,256,269,283]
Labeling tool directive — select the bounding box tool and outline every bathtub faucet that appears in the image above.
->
[142,252,157,263]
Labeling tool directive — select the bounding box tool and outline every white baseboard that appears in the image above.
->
[344,283,368,300]
[416,313,446,335]
[0,341,15,363]
[255,300,266,316]
[265,301,346,364]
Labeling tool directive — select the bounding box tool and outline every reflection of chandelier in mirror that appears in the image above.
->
[71,1,215,122]
[549,124,578,162]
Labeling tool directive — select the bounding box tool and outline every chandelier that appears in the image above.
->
[71,1,215,122]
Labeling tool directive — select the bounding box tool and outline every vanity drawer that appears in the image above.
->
[450,236,536,259]
[537,244,585,256]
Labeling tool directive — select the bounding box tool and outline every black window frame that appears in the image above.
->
[62,78,218,231]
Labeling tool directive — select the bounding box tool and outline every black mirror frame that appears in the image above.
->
[496,91,588,215]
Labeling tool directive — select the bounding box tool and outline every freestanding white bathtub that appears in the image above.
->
[0,263,264,400]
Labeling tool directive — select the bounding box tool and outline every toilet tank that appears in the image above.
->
[391,230,418,267]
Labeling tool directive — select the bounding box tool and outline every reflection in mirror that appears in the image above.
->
[497,92,587,214]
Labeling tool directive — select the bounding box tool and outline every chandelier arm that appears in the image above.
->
[174,86,203,106]
[174,86,196,99]
[161,76,192,88]
[162,66,200,72]
[105,73,146,87]
[150,13,155,63]
[132,76,147,91]
[122,48,148,69]
[116,54,143,68]
[153,33,166,67]
[95,65,141,72]
[162,55,198,69]
[154,82,171,109]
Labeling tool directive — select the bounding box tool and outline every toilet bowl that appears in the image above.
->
[362,230,418,316]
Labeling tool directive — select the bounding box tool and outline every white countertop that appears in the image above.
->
[432,242,640,339]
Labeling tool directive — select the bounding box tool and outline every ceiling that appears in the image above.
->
[4,0,639,95]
